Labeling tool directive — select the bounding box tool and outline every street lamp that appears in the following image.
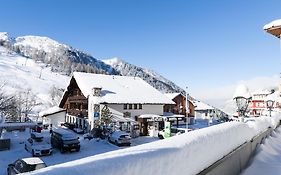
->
[185,87,189,130]
[266,99,274,117]
[233,84,252,122]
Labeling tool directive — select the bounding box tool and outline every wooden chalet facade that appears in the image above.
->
[164,93,195,117]
[59,77,89,129]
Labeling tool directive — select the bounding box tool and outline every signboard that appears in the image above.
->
[164,121,171,138]
[94,112,100,119]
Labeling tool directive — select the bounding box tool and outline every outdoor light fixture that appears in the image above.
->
[234,96,250,122]
[266,99,274,117]
[233,84,252,122]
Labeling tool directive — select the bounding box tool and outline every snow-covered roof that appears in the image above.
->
[252,89,271,95]
[194,101,214,111]
[233,84,252,99]
[22,157,44,165]
[71,72,174,104]
[39,106,65,117]
[138,114,162,119]
[164,93,181,100]
[263,19,281,30]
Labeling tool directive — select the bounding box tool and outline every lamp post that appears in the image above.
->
[185,87,189,130]
[233,84,252,122]
[266,98,274,117]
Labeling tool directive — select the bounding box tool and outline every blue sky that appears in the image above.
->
[1,0,281,97]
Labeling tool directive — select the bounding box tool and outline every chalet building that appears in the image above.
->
[248,90,280,116]
[59,72,174,135]
[164,93,195,116]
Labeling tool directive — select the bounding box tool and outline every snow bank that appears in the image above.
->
[28,115,281,175]
[242,125,281,175]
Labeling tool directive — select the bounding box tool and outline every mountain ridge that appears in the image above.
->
[0,32,184,94]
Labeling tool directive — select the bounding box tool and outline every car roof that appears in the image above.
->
[53,128,74,135]
[112,131,130,136]
[21,157,44,165]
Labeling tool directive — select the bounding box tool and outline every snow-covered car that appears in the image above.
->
[108,131,131,146]
[24,132,52,156]
[158,127,189,139]
[7,157,47,174]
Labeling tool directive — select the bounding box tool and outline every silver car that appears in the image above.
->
[24,132,52,156]
[108,131,131,146]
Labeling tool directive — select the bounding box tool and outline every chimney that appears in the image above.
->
[92,87,102,97]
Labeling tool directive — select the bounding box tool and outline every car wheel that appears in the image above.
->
[32,150,35,157]
[114,140,119,146]
[24,144,28,151]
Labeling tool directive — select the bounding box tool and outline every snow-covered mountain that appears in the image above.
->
[0,32,184,94]
[103,58,184,93]
[0,45,69,113]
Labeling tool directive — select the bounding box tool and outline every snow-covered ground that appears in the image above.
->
[0,128,159,175]
[242,127,281,175]
[24,114,281,175]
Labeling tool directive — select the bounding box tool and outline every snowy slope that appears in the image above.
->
[0,46,69,113]
[1,32,185,94]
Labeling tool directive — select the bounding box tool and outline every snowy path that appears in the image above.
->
[242,127,281,175]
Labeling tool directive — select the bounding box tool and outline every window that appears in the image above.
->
[123,104,127,110]
[139,104,142,109]
[134,104,138,109]
[129,104,133,110]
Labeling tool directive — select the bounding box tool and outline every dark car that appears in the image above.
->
[51,128,80,153]
[7,157,46,175]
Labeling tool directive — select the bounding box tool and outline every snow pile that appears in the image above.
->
[263,19,281,30]
[242,126,281,175]
[29,115,281,175]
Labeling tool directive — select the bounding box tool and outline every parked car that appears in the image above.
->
[108,131,131,146]
[7,157,46,174]
[51,128,80,153]
[24,132,52,156]
[158,127,189,139]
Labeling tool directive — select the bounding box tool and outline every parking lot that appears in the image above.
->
[0,129,159,175]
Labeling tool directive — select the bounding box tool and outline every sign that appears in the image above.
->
[94,112,100,119]
[164,121,171,138]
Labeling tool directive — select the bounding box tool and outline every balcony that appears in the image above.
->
[67,109,88,118]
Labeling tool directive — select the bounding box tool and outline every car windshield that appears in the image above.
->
[34,137,43,142]
[120,135,129,138]
[64,139,79,144]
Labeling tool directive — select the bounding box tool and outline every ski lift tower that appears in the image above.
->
[264,19,281,96]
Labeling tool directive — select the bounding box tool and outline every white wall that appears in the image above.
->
[45,111,66,128]
[108,104,164,119]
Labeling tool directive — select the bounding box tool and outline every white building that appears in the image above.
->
[193,100,215,120]
[39,106,66,128]
[59,72,175,134]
